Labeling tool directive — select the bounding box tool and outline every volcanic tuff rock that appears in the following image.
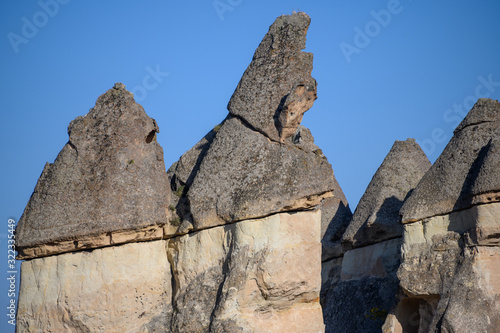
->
[385,98,500,333]
[16,13,332,333]
[401,98,500,223]
[168,13,343,231]
[167,210,324,333]
[320,186,352,261]
[342,139,431,249]
[227,12,317,143]
[186,116,336,229]
[15,83,171,259]
[321,139,429,333]
[17,211,324,333]
[17,240,173,332]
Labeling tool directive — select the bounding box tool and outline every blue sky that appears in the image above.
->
[1,1,500,331]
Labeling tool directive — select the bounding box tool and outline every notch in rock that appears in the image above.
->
[146,130,156,143]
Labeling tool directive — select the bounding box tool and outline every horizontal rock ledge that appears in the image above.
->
[16,206,324,260]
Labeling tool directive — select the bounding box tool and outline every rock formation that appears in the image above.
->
[14,10,500,333]
[16,12,348,333]
[321,139,430,333]
[15,83,171,260]
[384,98,500,333]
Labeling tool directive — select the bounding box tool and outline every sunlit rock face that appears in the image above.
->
[17,211,324,333]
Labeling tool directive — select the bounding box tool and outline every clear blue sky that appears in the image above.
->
[1,1,500,331]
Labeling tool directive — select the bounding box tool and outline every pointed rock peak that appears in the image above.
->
[455,98,500,133]
[401,98,500,223]
[227,12,317,143]
[253,12,311,59]
[341,139,431,249]
[16,83,170,259]
[470,135,500,196]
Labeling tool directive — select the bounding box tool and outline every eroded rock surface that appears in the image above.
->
[16,83,171,259]
[167,13,342,231]
[227,12,317,143]
[186,117,337,229]
[401,98,500,223]
[322,139,429,333]
[17,240,173,333]
[385,98,500,333]
[342,139,430,249]
[16,13,331,333]
[168,210,324,333]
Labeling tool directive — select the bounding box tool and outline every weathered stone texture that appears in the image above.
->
[342,139,430,249]
[16,83,171,259]
[321,139,430,333]
[16,240,173,333]
[227,12,316,143]
[165,12,340,233]
[392,207,500,332]
[17,211,325,333]
[401,98,500,223]
[167,210,324,333]
[186,117,336,229]
[386,99,500,333]
[323,239,401,333]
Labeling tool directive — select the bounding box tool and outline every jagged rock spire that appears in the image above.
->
[227,12,317,143]
[167,13,341,231]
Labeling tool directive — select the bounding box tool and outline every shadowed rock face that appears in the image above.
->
[342,139,431,249]
[322,139,429,333]
[15,83,171,259]
[227,12,317,143]
[401,98,500,223]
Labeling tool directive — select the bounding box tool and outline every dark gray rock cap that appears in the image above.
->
[166,13,342,231]
[401,98,500,223]
[341,139,431,249]
[16,83,171,256]
[227,12,317,143]
[184,118,338,229]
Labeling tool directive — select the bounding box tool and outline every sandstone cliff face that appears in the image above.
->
[16,12,343,333]
[383,98,500,333]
